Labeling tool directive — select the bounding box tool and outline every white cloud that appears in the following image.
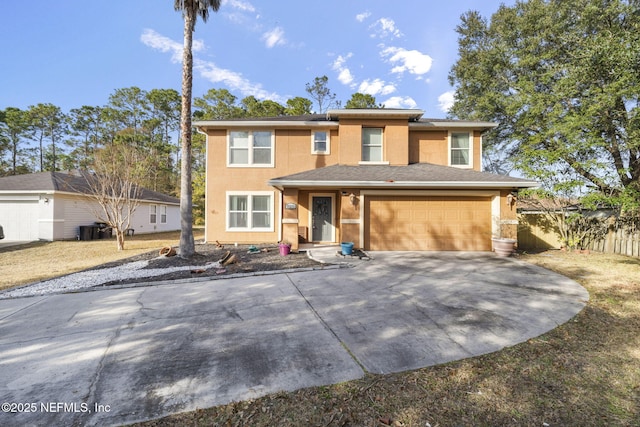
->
[141,29,206,63]
[370,18,403,39]
[383,96,418,109]
[262,27,286,48]
[140,29,184,63]
[356,11,371,22]
[332,53,355,85]
[195,59,283,102]
[221,0,258,26]
[438,91,455,113]
[381,46,433,75]
[358,78,396,96]
[142,29,284,103]
[337,69,355,86]
[223,0,256,12]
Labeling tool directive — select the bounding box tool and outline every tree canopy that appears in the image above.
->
[305,75,339,113]
[449,0,640,209]
[345,93,383,109]
[1,76,384,228]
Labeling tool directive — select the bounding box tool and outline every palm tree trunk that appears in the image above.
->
[179,10,196,258]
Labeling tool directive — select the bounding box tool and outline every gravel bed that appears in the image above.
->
[0,244,322,299]
[0,259,222,299]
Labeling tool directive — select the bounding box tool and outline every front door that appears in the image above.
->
[312,196,333,242]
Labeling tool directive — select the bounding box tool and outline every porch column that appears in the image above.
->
[282,188,300,252]
[499,189,518,240]
[339,190,361,248]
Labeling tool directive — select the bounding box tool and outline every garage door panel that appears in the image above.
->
[0,201,39,240]
[366,196,492,251]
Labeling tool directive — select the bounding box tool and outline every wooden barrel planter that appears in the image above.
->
[159,246,177,257]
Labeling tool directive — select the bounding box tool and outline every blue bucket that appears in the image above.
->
[341,242,354,255]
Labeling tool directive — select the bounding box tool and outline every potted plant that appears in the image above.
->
[278,241,291,256]
[491,236,516,257]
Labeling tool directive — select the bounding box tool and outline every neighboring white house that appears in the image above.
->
[0,171,180,241]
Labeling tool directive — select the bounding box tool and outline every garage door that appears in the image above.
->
[0,201,39,240]
[365,196,492,251]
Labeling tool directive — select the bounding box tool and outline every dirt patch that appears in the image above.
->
[92,243,323,286]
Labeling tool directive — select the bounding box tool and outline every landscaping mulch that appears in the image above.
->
[92,243,323,287]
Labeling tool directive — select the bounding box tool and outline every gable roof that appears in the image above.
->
[0,171,180,204]
[268,163,538,190]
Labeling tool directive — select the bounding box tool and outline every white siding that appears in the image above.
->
[0,192,179,241]
[128,202,180,234]
[61,194,102,239]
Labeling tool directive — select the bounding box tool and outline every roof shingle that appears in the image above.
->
[268,163,537,189]
[0,171,180,204]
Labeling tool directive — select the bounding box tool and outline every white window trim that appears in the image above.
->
[361,127,384,163]
[226,130,275,168]
[448,131,474,169]
[149,204,157,224]
[311,130,331,155]
[358,161,390,165]
[225,191,275,232]
[160,205,167,224]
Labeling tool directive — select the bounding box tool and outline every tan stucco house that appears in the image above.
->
[195,108,537,252]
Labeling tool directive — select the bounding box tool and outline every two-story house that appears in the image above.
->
[194,109,537,252]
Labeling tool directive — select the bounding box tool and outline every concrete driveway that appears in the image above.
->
[0,251,588,426]
[0,240,34,250]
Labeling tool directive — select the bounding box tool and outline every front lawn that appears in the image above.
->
[0,231,203,291]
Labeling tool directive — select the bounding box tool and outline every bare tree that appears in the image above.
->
[305,75,338,113]
[82,144,149,250]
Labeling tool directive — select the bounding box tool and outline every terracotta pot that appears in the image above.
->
[492,238,516,257]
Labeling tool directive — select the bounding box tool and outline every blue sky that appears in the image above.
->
[1,0,511,117]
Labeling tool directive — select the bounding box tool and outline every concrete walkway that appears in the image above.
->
[0,251,588,426]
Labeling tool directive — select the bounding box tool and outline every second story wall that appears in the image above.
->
[409,129,483,171]
[337,119,410,166]
[203,115,489,179]
[275,129,340,173]
[205,128,341,185]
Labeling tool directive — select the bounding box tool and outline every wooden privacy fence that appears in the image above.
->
[518,213,640,257]
[588,227,640,257]
[517,213,562,250]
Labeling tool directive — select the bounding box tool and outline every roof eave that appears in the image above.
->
[268,180,539,189]
[194,120,339,130]
[326,108,425,121]
[409,121,498,131]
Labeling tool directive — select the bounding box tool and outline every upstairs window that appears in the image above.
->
[228,130,274,166]
[450,132,472,167]
[311,131,330,154]
[361,128,383,162]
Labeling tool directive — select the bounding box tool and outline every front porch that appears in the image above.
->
[280,188,361,253]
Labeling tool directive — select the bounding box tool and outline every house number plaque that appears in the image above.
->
[285,203,297,210]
